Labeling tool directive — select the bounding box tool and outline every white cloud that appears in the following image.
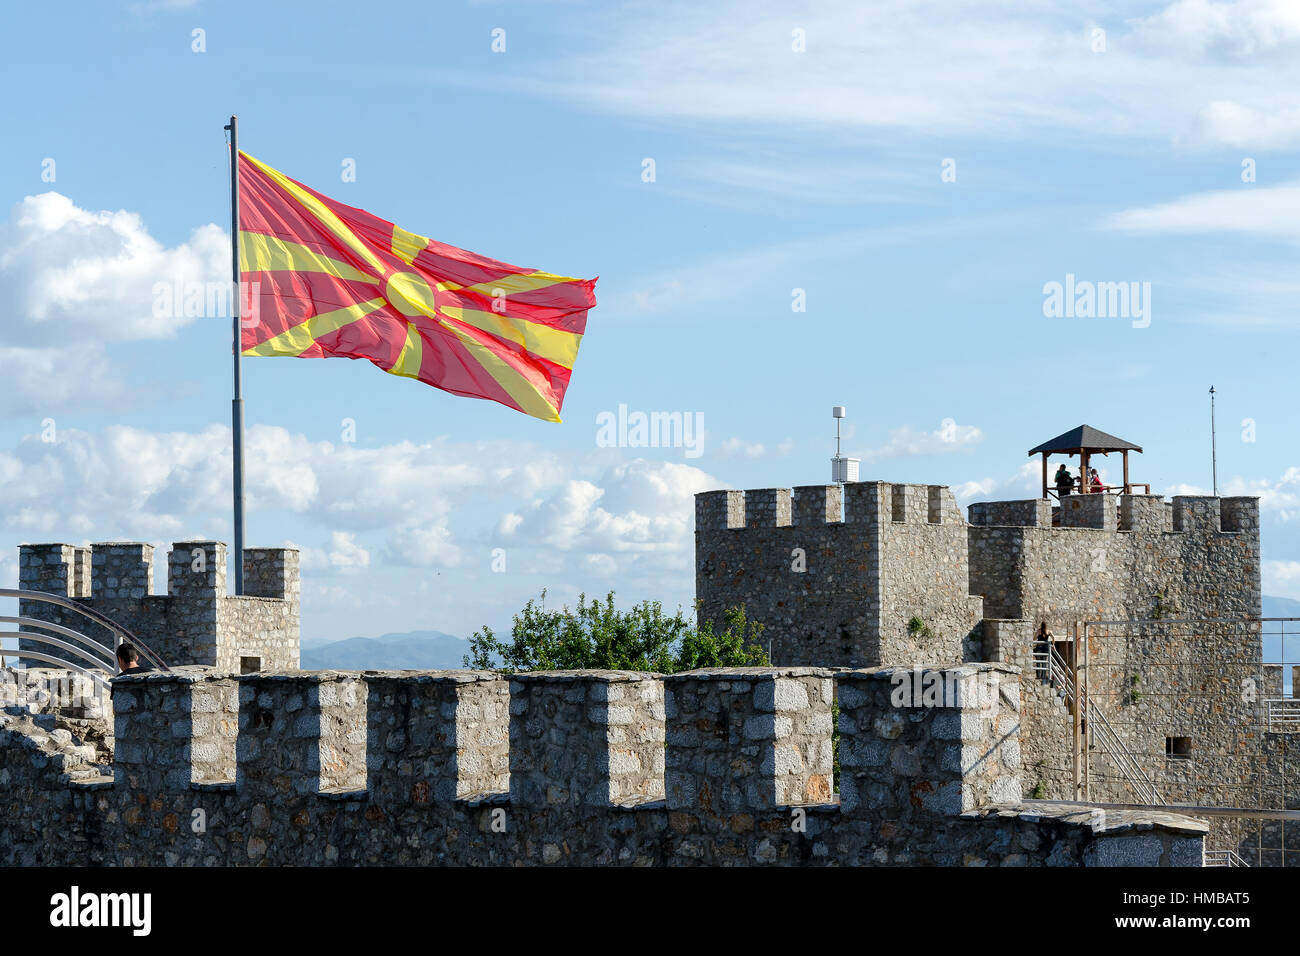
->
[1195,100,1300,148]
[0,192,226,344]
[384,524,463,568]
[1107,182,1300,236]
[1263,559,1300,597]
[860,421,983,461]
[295,531,371,574]
[0,345,131,416]
[464,0,1300,151]
[506,459,720,564]
[0,424,569,563]
[0,193,227,418]
[1134,0,1300,57]
[717,436,795,459]
[951,461,1041,506]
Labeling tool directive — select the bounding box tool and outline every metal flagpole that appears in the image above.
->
[1209,385,1218,497]
[224,115,246,595]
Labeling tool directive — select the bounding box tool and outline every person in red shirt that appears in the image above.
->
[1089,468,1104,494]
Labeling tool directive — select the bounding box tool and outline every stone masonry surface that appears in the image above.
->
[17,541,300,673]
[697,482,1298,866]
[0,665,1207,866]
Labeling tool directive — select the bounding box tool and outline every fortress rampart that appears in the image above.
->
[695,483,982,667]
[0,664,1205,866]
[18,541,300,671]
[694,482,1294,864]
[696,484,1260,670]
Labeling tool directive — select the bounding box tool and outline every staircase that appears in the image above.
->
[1033,643,1165,807]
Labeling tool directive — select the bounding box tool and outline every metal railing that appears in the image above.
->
[0,589,169,686]
[1265,698,1300,733]
[1047,483,1152,501]
[1204,848,1250,867]
[1038,642,1165,806]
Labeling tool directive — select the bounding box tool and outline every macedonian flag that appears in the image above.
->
[237,151,596,421]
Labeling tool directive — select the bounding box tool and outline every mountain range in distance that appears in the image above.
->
[302,596,1300,671]
[300,630,472,670]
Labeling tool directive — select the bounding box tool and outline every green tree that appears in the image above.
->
[462,591,768,673]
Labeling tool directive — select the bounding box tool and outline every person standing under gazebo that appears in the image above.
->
[1054,464,1075,497]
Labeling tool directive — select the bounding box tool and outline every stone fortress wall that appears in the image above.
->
[0,664,1205,866]
[17,541,300,673]
[697,482,1298,866]
[0,483,1278,867]
[695,483,983,668]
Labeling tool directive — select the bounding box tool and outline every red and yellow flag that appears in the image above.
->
[237,151,596,422]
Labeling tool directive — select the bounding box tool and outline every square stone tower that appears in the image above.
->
[17,541,300,672]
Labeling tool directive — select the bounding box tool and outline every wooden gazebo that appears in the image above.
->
[1029,425,1146,499]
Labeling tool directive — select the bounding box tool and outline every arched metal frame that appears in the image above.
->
[0,588,170,674]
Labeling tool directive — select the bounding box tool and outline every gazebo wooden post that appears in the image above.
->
[1081,450,1090,493]
[1041,451,1049,499]
[1122,450,1130,495]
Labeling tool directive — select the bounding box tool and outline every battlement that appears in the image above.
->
[695,482,963,531]
[110,663,1011,814]
[20,541,300,601]
[0,662,1208,866]
[967,494,1261,535]
[17,541,301,671]
[695,483,979,667]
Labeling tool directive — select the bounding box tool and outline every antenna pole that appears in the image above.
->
[1209,385,1217,497]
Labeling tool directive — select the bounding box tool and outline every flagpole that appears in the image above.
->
[225,114,246,595]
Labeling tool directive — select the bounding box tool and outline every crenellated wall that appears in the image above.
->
[0,665,1207,866]
[694,483,1289,863]
[969,495,1261,628]
[695,483,982,667]
[17,541,300,672]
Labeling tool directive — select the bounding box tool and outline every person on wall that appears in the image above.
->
[1054,464,1075,497]
[115,643,153,674]
[1089,468,1104,494]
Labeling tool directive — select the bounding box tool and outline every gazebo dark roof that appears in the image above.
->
[1027,425,1143,457]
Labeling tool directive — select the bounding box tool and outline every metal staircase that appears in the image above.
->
[1033,642,1164,806]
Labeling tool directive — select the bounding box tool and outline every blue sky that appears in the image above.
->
[2,0,1299,644]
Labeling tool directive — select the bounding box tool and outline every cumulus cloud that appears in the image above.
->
[0,345,131,416]
[0,192,226,345]
[503,459,721,573]
[860,421,983,461]
[0,424,570,564]
[0,192,227,418]
[295,531,371,574]
[1263,559,1300,598]
[384,524,462,568]
[950,461,1041,506]
[1134,0,1300,57]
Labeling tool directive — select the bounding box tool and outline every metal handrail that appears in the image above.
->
[1204,849,1249,867]
[0,649,111,691]
[0,588,169,672]
[1265,698,1300,732]
[0,615,115,665]
[1048,483,1152,500]
[1044,644,1164,806]
[0,632,115,674]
